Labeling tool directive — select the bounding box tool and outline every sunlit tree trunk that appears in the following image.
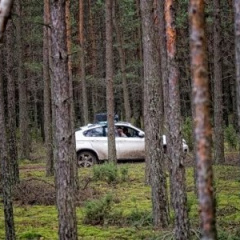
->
[213,0,225,164]
[79,0,89,125]
[106,0,117,163]
[165,0,190,239]
[189,0,217,239]
[0,47,16,240]
[43,0,54,176]
[140,0,169,228]
[50,0,78,238]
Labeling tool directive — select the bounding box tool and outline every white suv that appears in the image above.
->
[75,122,189,167]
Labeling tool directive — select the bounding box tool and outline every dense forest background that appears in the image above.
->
[1,0,240,239]
[1,0,238,136]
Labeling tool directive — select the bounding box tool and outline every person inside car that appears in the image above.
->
[117,127,127,137]
[123,127,131,137]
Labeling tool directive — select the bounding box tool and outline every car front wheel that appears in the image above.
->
[77,151,97,167]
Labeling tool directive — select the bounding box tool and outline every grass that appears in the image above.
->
[1,157,240,239]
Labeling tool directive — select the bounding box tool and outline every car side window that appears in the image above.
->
[117,126,139,138]
[84,127,104,137]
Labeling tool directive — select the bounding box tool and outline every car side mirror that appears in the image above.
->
[138,132,144,138]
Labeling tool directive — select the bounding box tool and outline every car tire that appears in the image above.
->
[77,151,98,167]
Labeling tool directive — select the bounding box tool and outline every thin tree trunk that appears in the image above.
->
[157,0,169,132]
[134,0,144,128]
[6,20,19,185]
[43,0,54,177]
[0,47,16,240]
[88,0,98,118]
[165,0,190,239]
[106,0,117,163]
[79,0,89,125]
[50,0,78,238]
[112,0,131,122]
[66,0,79,189]
[213,0,225,164]
[234,0,240,150]
[17,0,30,160]
[189,0,217,239]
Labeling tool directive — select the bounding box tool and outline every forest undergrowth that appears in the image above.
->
[0,146,240,240]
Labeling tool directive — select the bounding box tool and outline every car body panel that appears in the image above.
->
[116,135,145,159]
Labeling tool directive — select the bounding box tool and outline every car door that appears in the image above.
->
[83,126,108,160]
[115,126,145,160]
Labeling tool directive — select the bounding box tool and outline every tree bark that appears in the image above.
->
[213,0,225,164]
[6,20,19,185]
[0,47,16,240]
[43,0,54,177]
[17,0,31,160]
[234,0,240,146]
[50,0,78,238]
[140,0,169,228]
[88,0,98,118]
[88,0,99,119]
[189,0,217,239]
[165,0,190,239]
[106,0,117,163]
[112,0,132,122]
[79,0,89,125]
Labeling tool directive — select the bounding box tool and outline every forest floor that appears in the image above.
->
[0,143,240,239]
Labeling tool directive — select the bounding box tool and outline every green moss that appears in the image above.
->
[1,162,240,239]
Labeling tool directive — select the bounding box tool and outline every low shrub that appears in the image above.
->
[126,209,152,227]
[93,162,118,184]
[19,232,43,240]
[92,163,130,184]
[83,194,113,225]
[218,230,240,240]
[119,165,129,182]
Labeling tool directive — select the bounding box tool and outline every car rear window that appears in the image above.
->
[84,127,104,137]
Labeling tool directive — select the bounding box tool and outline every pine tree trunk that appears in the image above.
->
[165,0,190,238]
[16,0,30,160]
[50,0,78,238]
[213,0,225,164]
[140,0,169,228]
[88,0,97,118]
[112,0,132,122]
[106,0,117,163]
[43,0,54,177]
[6,21,19,185]
[88,0,98,118]
[79,0,89,125]
[190,0,217,239]
[234,0,240,145]
[0,47,16,240]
